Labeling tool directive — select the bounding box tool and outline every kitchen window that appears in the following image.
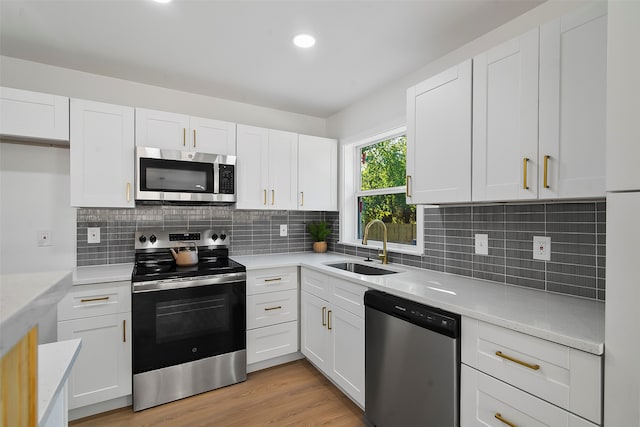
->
[340,126,423,255]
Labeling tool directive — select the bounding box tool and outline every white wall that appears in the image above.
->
[0,142,76,274]
[604,1,640,425]
[0,56,327,136]
[326,0,588,142]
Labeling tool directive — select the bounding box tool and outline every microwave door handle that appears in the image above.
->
[213,162,220,194]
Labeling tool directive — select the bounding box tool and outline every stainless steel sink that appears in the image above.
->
[327,262,398,276]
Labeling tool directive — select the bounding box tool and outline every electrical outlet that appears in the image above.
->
[533,236,551,261]
[280,224,288,237]
[38,230,52,247]
[475,234,488,255]
[88,227,101,244]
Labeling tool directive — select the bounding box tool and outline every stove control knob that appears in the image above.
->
[138,235,147,243]
[211,233,219,241]
[149,235,157,244]
[220,233,227,241]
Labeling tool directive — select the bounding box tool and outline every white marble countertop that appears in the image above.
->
[38,338,82,425]
[233,253,605,355]
[0,270,72,357]
[73,263,133,285]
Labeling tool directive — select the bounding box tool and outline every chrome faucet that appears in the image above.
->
[362,219,388,264]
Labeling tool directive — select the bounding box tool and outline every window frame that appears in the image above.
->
[339,126,424,256]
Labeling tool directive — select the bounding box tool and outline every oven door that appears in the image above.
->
[132,281,245,375]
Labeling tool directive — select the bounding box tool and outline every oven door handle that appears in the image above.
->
[132,273,247,293]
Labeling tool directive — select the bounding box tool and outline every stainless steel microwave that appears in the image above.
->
[135,147,236,203]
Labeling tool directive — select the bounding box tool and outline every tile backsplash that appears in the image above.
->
[77,200,605,301]
[76,206,340,266]
[335,200,606,301]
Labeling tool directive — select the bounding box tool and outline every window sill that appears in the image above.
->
[337,240,424,256]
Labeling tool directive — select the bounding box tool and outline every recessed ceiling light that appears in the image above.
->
[293,34,316,49]
[152,0,172,3]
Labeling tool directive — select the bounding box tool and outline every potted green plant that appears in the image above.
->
[307,221,331,253]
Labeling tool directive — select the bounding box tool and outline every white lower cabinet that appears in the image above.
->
[300,268,366,407]
[57,281,132,410]
[462,318,602,426]
[246,267,299,367]
[461,365,597,427]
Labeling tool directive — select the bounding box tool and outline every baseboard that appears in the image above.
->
[247,352,304,373]
[68,395,131,421]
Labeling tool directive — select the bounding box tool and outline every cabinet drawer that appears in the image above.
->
[247,266,298,295]
[246,321,298,365]
[58,281,131,321]
[462,318,602,424]
[461,365,598,427]
[301,268,331,301]
[247,289,298,330]
[332,278,367,318]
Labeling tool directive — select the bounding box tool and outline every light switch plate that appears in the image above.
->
[280,224,288,237]
[88,227,101,244]
[533,236,551,261]
[475,234,489,255]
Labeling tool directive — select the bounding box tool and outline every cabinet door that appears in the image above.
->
[236,124,269,209]
[190,116,236,155]
[70,99,134,208]
[0,86,69,142]
[58,312,132,409]
[298,135,337,211]
[330,306,365,407]
[539,3,607,199]
[268,129,298,210]
[135,108,189,150]
[406,60,471,204]
[300,291,330,372]
[472,29,539,201]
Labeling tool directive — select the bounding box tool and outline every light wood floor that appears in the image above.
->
[70,359,366,427]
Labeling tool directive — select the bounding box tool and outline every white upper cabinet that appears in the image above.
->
[472,28,540,202]
[135,108,236,155]
[406,59,472,204]
[298,134,337,211]
[0,86,69,142]
[236,124,298,210]
[70,99,135,208]
[539,3,607,199]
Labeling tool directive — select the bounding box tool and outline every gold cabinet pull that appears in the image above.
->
[80,296,109,303]
[322,307,326,326]
[264,277,282,283]
[522,158,529,190]
[543,155,550,189]
[495,413,517,427]
[183,128,186,146]
[495,351,540,370]
[301,191,304,206]
[327,310,332,330]
[406,175,412,197]
[271,189,275,205]
[123,319,126,343]
[193,129,196,148]
[263,189,267,205]
[264,306,282,311]
[126,182,131,202]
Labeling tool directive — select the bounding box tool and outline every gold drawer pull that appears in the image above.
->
[264,277,282,283]
[406,175,412,197]
[495,351,540,370]
[301,191,304,206]
[327,310,332,330]
[495,413,517,427]
[80,296,109,303]
[322,306,326,326]
[543,155,550,189]
[271,189,275,205]
[126,182,131,202]
[523,158,529,190]
[264,306,282,311]
[263,189,267,205]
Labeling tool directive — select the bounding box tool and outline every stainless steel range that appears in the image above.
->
[131,229,246,412]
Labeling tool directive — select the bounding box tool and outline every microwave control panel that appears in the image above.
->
[219,164,235,194]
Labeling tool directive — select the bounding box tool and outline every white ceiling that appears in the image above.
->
[0,0,543,118]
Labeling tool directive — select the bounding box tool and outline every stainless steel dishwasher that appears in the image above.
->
[365,290,461,427]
